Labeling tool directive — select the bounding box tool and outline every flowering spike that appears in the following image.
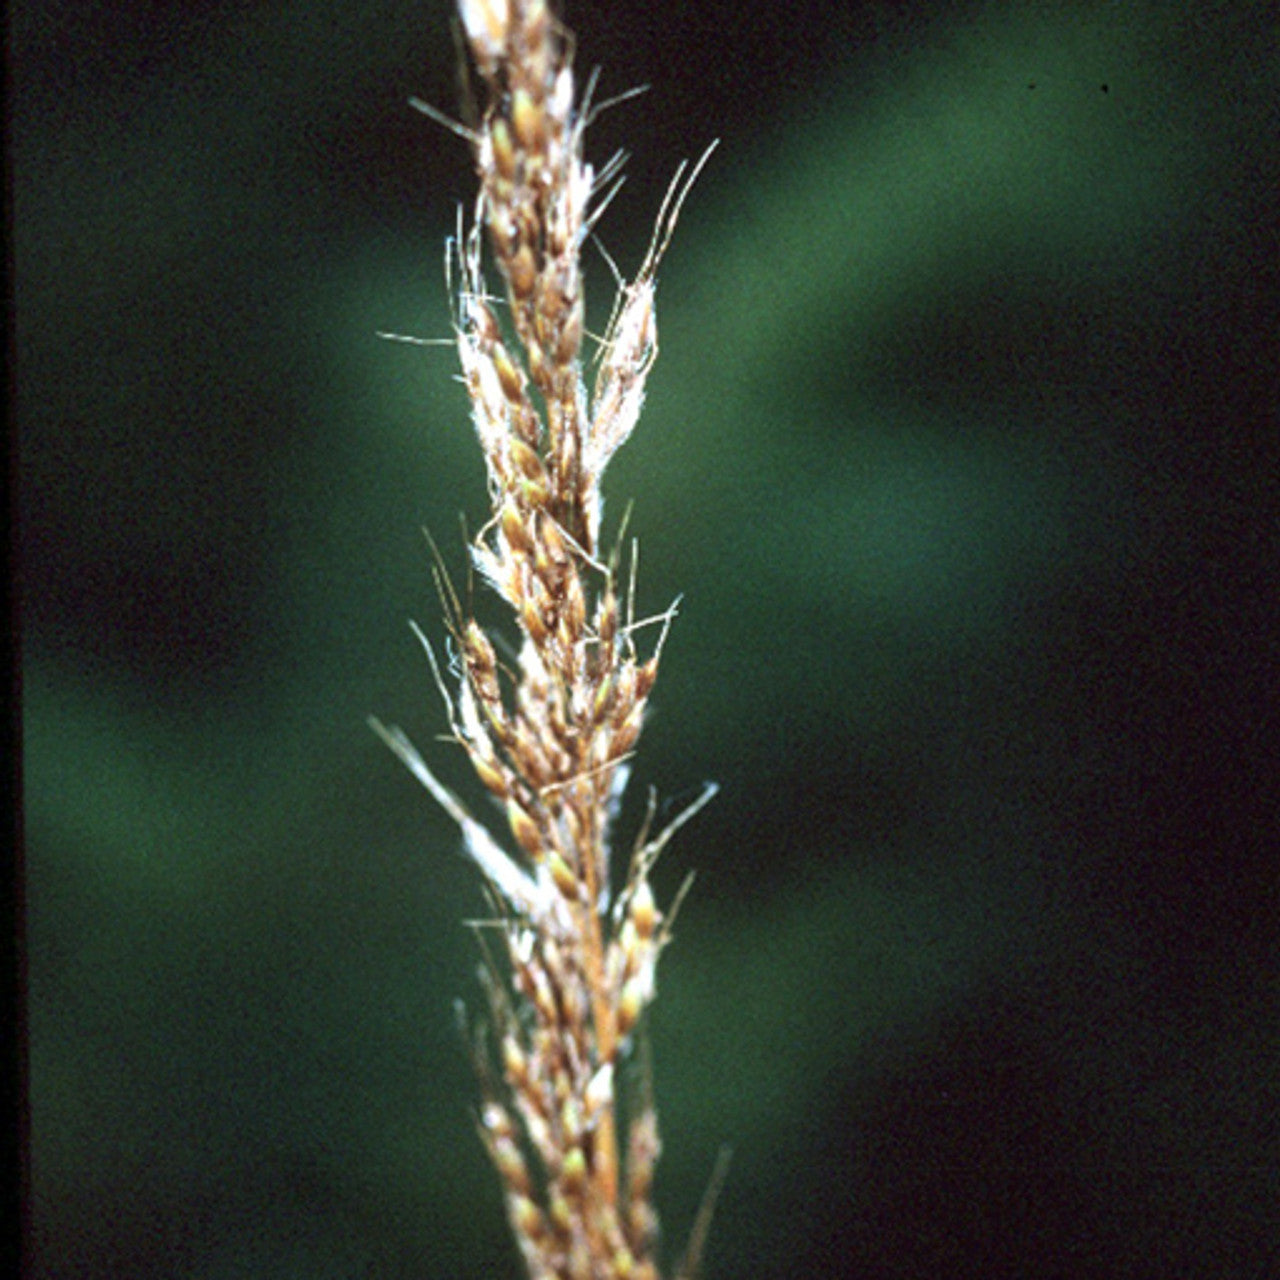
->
[378,4,716,1275]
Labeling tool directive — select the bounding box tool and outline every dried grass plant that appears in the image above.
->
[373,2,718,1276]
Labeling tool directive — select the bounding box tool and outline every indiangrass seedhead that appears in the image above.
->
[377,2,716,1276]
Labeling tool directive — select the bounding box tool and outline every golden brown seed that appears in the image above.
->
[591,674,615,723]
[511,720,551,788]
[558,801,585,855]
[616,979,643,1042]
[547,1190,572,1237]
[596,590,618,647]
[529,967,558,1027]
[510,88,545,152]
[555,301,583,365]
[520,594,551,647]
[485,210,514,259]
[512,1194,544,1245]
[526,340,549,389]
[553,979,582,1033]
[560,1144,586,1195]
[513,403,540,448]
[631,879,657,940]
[506,796,543,860]
[464,617,496,668]
[612,704,645,759]
[471,298,501,345]
[531,311,552,362]
[488,175,514,221]
[562,568,587,639]
[469,749,509,799]
[518,472,551,510]
[464,622,501,704]
[556,418,578,486]
[539,512,568,566]
[628,1201,656,1249]
[532,535,561,585]
[613,662,636,711]
[628,1156,653,1203]
[548,217,574,261]
[511,959,536,1005]
[493,345,524,403]
[523,0,551,78]
[524,0,550,46]
[502,1037,529,1088]
[493,1134,531,1196]
[508,243,537,299]
[479,693,511,742]
[508,436,545,482]
[490,116,516,181]
[635,655,659,700]
[547,850,577,899]
[500,500,534,556]
[559,1093,583,1141]
[535,280,566,329]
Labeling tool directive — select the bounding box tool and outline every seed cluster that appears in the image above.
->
[375,2,713,1277]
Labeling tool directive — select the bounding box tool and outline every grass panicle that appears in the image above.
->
[377,2,715,1275]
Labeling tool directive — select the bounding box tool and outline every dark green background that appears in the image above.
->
[18,1,1278,1276]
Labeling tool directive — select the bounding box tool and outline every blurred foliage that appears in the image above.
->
[18,0,1279,1277]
